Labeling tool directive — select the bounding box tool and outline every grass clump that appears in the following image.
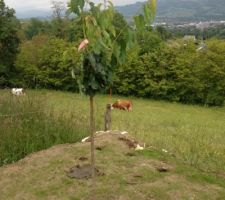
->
[0,90,88,166]
[0,89,225,175]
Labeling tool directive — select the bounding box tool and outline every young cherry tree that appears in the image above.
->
[68,0,156,177]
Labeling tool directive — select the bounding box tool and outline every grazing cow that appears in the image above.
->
[111,99,132,111]
[11,88,25,96]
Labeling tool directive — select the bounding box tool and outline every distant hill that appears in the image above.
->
[116,0,225,23]
[16,9,51,19]
[15,0,225,22]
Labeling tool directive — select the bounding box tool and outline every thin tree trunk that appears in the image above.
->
[90,95,95,178]
[90,95,96,200]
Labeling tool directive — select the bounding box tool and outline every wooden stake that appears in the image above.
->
[104,104,112,131]
[90,95,95,178]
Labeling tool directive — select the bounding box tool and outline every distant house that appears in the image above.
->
[183,35,196,41]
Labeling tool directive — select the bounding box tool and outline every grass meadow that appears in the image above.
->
[0,89,225,175]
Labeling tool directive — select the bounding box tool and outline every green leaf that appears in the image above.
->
[88,54,96,70]
[90,77,98,90]
[143,4,151,23]
[126,29,135,49]
[150,0,157,20]
[119,41,127,64]
[68,0,85,15]
[71,68,76,79]
[97,63,107,75]
[112,43,120,62]
[110,27,116,37]
[134,15,145,32]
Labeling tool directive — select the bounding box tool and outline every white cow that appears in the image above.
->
[11,88,25,96]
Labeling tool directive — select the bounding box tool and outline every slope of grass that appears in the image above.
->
[41,89,225,173]
[0,89,225,175]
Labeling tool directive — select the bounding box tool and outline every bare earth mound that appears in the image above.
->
[0,131,223,200]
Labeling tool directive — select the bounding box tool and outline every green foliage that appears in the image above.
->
[16,34,50,87]
[16,36,80,91]
[155,26,172,40]
[25,18,46,40]
[68,0,155,97]
[114,39,225,106]
[64,18,83,42]
[0,0,20,87]
[137,30,163,55]
[68,2,123,96]
[24,17,72,41]
[68,0,85,15]
[38,38,80,91]
[6,0,225,107]
[112,12,129,45]
[134,0,156,32]
[194,40,225,105]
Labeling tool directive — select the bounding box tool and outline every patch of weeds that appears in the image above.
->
[217,192,225,200]
[135,149,167,160]
[34,190,48,198]
[141,167,167,183]
[149,187,171,200]
[63,178,74,186]
[69,197,81,200]
[95,186,117,199]
[176,164,225,188]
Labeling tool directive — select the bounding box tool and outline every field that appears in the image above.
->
[0,89,225,199]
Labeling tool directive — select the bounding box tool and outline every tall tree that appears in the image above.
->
[51,1,67,38]
[0,0,20,87]
[68,0,156,180]
[25,18,45,40]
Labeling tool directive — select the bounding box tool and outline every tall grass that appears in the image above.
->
[0,90,88,166]
[0,89,225,174]
[111,98,225,173]
[38,90,225,173]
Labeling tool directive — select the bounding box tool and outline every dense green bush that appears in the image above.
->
[16,36,80,91]
[0,0,20,87]
[15,21,225,106]
[113,39,225,106]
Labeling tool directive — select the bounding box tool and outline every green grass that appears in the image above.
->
[0,118,224,200]
[1,132,224,200]
[0,89,225,175]
[0,90,88,166]
[138,149,225,188]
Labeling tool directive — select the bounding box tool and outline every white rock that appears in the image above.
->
[135,144,145,151]
[162,149,168,153]
[121,131,128,135]
[96,131,105,134]
[81,136,90,143]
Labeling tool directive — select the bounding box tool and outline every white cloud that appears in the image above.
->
[5,0,146,11]
[5,0,54,10]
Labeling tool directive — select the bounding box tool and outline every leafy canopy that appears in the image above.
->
[0,0,20,86]
[68,0,155,96]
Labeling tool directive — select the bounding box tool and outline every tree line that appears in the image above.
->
[0,0,225,106]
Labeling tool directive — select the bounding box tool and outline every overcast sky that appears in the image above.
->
[5,0,146,10]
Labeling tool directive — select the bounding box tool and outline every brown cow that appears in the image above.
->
[111,99,132,111]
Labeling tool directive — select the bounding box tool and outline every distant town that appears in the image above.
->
[154,20,225,29]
